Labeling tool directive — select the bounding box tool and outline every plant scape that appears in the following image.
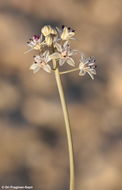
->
[25,25,97,190]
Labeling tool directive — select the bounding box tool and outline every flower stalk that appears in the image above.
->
[53,59,75,190]
[60,68,80,75]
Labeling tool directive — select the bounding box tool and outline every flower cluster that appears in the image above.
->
[26,25,96,79]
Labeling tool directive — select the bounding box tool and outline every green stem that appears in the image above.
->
[60,68,79,75]
[53,60,75,190]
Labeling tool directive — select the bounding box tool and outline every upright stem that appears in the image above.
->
[53,60,75,190]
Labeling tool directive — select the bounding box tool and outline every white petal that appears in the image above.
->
[89,62,95,66]
[43,50,48,57]
[53,35,59,43]
[80,55,86,63]
[54,43,62,52]
[30,41,35,46]
[50,52,61,59]
[63,41,69,48]
[87,71,94,80]
[40,34,43,42]
[24,48,33,54]
[61,27,68,40]
[44,50,50,62]
[33,67,41,73]
[34,44,41,50]
[30,64,40,73]
[90,69,96,75]
[46,56,51,62]
[79,70,86,76]
[66,57,75,67]
[43,64,51,73]
[56,27,62,35]
[44,50,49,57]
[59,58,66,66]
[68,32,75,38]
[68,49,78,56]
[30,63,38,70]
[70,37,76,40]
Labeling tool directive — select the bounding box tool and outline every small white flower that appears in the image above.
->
[26,34,44,53]
[50,41,76,67]
[79,55,96,79]
[30,51,51,73]
[56,25,75,41]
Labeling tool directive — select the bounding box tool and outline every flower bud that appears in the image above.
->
[61,27,68,40]
[41,25,52,36]
[45,35,53,46]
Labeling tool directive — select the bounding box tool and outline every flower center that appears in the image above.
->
[61,51,67,58]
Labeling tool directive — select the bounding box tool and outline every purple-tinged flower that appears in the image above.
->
[26,34,44,53]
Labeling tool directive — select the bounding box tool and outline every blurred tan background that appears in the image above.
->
[0,0,122,190]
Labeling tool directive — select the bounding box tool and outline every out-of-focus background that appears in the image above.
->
[0,0,122,190]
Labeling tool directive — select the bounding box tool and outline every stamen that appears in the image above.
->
[88,57,96,63]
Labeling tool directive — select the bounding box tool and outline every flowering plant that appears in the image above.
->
[25,25,97,190]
